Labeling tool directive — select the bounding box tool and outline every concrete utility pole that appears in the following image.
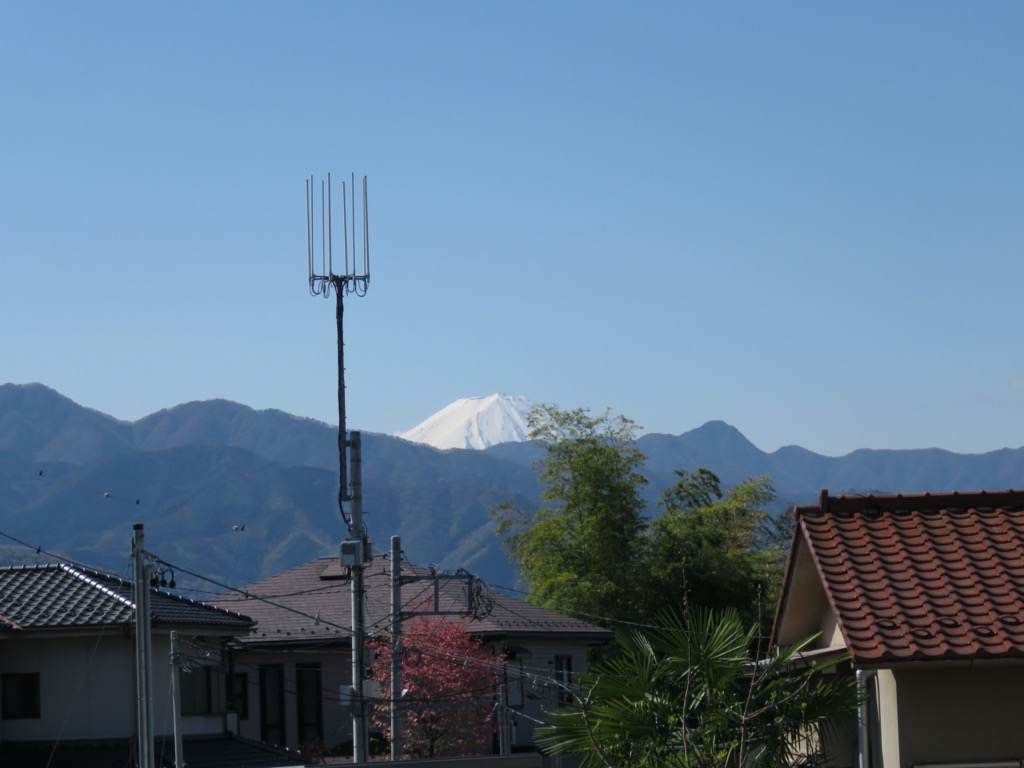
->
[390,535,403,759]
[132,524,155,768]
[349,431,369,761]
[498,683,511,755]
[169,631,185,768]
[387,558,488,760]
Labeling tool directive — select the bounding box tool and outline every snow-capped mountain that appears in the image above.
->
[397,394,533,450]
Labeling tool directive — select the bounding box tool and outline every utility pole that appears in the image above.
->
[349,430,368,758]
[390,535,403,759]
[387,563,489,758]
[307,173,371,762]
[132,524,155,768]
[497,683,511,756]
[169,631,184,768]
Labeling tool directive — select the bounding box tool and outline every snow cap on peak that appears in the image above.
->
[397,394,533,450]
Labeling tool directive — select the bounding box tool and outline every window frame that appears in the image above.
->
[180,667,227,716]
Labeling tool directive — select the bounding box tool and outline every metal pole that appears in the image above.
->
[390,536,403,760]
[169,631,184,768]
[133,524,155,768]
[350,431,367,763]
[336,286,349,510]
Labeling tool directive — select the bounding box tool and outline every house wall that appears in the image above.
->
[0,633,135,741]
[820,607,845,649]
[0,629,236,743]
[890,664,1024,766]
[230,638,596,756]
[873,669,900,768]
[231,648,352,753]
[776,538,833,648]
[486,638,595,751]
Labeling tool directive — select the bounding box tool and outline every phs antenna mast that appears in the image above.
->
[307,172,370,522]
[306,172,371,762]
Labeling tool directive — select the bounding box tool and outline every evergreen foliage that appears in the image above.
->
[651,468,784,629]
[493,405,649,622]
[493,404,787,627]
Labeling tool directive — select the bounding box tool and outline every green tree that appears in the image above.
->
[493,406,790,631]
[536,608,858,768]
[492,404,649,624]
[649,468,782,628]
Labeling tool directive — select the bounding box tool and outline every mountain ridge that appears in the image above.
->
[2,382,1023,592]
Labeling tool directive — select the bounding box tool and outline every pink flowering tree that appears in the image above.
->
[369,614,501,758]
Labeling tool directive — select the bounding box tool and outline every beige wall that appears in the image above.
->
[873,669,901,768]
[776,539,834,649]
[889,664,1024,766]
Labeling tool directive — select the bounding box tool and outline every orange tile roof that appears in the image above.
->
[788,489,1024,665]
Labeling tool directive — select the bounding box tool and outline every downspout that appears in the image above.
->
[857,669,875,768]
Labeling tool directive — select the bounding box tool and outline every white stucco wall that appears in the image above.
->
[0,629,234,743]
[1,632,137,741]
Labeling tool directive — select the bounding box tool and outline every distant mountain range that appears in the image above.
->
[1,382,1023,593]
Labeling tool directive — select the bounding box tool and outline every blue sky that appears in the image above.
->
[2,2,1021,457]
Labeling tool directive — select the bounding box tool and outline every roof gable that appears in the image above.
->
[776,489,1024,666]
[774,534,833,647]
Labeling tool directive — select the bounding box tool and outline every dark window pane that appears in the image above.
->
[296,664,323,745]
[2,673,41,719]
[233,673,249,720]
[260,665,286,746]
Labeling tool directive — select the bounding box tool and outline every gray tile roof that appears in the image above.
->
[0,563,254,633]
[212,555,611,648]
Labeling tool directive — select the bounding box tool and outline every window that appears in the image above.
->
[554,655,572,705]
[232,672,249,720]
[2,673,41,719]
[507,659,524,708]
[180,668,227,716]
[260,665,286,746]
[296,664,323,745]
